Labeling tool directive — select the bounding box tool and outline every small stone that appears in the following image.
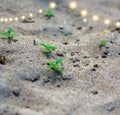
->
[72,57,80,63]
[105,46,109,49]
[91,90,98,94]
[41,62,45,65]
[12,88,20,97]
[62,42,68,45]
[56,84,61,88]
[75,57,80,62]
[59,26,64,30]
[83,56,89,58]
[91,68,96,71]
[0,56,6,64]
[56,52,64,57]
[103,51,109,55]
[71,52,75,56]
[73,64,79,67]
[101,54,107,58]
[110,40,114,44]
[93,64,98,68]
[77,27,82,30]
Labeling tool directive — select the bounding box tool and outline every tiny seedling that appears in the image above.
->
[0,27,18,44]
[44,9,54,18]
[98,40,107,47]
[33,40,37,45]
[48,58,63,73]
[40,43,56,53]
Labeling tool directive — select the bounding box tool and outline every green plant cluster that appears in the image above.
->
[40,43,56,53]
[44,9,54,18]
[48,58,63,73]
[40,43,63,73]
[0,27,18,44]
[98,40,107,47]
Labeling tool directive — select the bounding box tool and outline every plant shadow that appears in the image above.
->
[42,51,56,59]
[42,70,72,86]
[1,37,18,44]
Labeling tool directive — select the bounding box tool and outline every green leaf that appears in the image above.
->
[0,32,8,36]
[0,28,18,38]
[40,43,47,48]
[56,67,63,72]
[45,9,54,18]
[48,62,54,68]
[98,40,107,47]
[9,33,18,37]
[45,49,50,53]
[50,46,57,50]
[48,59,63,73]
[56,58,62,65]
[40,43,56,53]
[8,27,13,34]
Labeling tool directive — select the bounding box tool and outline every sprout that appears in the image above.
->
[40,43,56,53]
[48,58,63,73]
[44,9,54,18]
[0,27,18,44]
[98,40,107,47]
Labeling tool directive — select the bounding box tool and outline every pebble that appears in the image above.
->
[101,54,107,58]
[71,52,75,56]
[56,52,64,57]
[72,57,80,63]
[103,51,109,55]
[62,42,68,45]
[91,90,98,94]
[77,27,82,30]
[91,68,96,71]
[12,87,20,97]
[73,64,79,67]
[93,64,98,68]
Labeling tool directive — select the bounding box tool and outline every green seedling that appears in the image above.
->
[44,9,54,18]
[48,58,63,73]
[40,43,56,53]
[0,27,18,44]
[98,40,107,47]
[33,40,37,45]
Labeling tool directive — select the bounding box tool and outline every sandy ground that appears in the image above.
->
[0,0,120,115]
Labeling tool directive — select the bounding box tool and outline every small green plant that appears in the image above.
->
[98,40,107,47]
[33,40,37,45]
[48,58,63,73]
[40,43,56,53]
[0,27,18,44]
[44,9,54,18]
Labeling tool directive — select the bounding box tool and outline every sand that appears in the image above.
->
[0,0,120,115]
